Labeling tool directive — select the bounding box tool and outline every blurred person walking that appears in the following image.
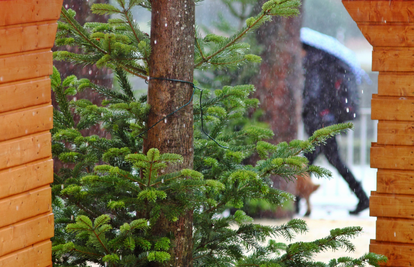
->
[298,28,370,215]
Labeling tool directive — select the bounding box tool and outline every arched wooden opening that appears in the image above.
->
[344,1,414,266]
[0,0,62,266]
[1,0,412,266]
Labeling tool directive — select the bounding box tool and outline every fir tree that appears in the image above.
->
[51,0,386,266]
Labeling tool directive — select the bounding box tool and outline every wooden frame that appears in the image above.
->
[343,1,414,266]
[0,0,63,266]
[1,0,413,266]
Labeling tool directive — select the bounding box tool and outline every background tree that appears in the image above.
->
[197,0,304,217]
[252,1,303,146]
[53,0,112,173]
[54,0,112,125]
[252,0,304,217]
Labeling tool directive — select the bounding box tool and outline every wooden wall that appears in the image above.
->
[0,0,62,266]
[343,1,414,266]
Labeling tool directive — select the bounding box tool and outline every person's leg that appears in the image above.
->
[304,195,311,217]
[321,136,369,214]
[296,122,321,214]
[294,197,301,214]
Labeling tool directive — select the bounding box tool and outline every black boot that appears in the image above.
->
[349,199,369,215]
[349,182,369,215]
[294,196,301,214]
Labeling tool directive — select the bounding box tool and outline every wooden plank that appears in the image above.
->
[0,241,51,267]
[342,1,371,22]
[0,186,51,228]
[0,78,51,113]
[370,193,414,219]
[370,240,414,266]
[376,218,414,244]
[358,24,414,47]
[377,121,414,145]
[377,169,414,195]
[0,132,51,171]
[370,1,414,23]
[0,23,57,55]
[0,159,53,200]
[0,0,63,27]
[0,1,60,264]
[371,145,414,170]
[343,1,414,23]
[0,213,53,257]
[378,73,414,97]
[372,48,414,72]
[0,105,53,142]
[0,51,52,84]
[372,96,414,121]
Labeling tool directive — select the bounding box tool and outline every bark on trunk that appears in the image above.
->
[145,1,195,266]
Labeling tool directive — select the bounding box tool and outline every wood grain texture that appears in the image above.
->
[0,51,53,84]
[0,132,51,171]
[0,159,53,200]
[0,105,53,142]
[342,1,371,22]
[370,1,414,23]
[0,213,53,257]
[0,186,51,228]
[372,48,414,72]
[0,0,63,27]
[372,96,414,121]
[359,24,414,47]
[371,145,414,170]
[377,169,414,194]
[0,78,51,113]
[0,241,51,267]
[370,193,414,219]
[377,121,414,145]
[376,218,414,244]
[344,0,414,264]
[378,73,414,97]
[0,0,61,264]
[0,23,57,56]
[370,240,414,266]
[343,1,414,23]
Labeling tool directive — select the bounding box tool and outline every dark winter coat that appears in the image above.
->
[302,46,356,132]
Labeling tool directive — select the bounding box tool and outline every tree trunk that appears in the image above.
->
[251,2,304,218]
[253,5,304,145]
[145,1,195,266]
